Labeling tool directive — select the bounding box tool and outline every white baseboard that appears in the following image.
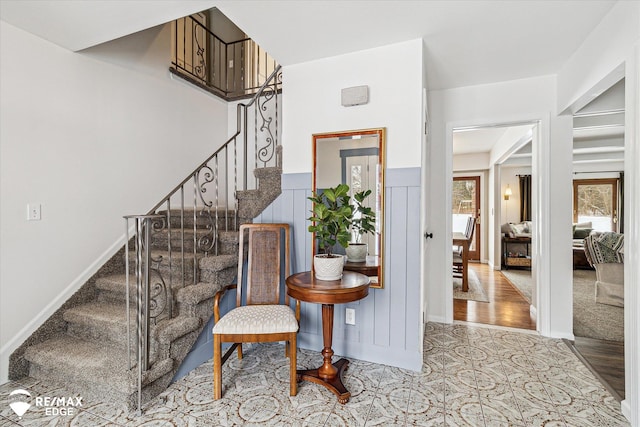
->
[548,330,575,341]
[0,234,127,383]
[427,314,449,324]
[620,399,631,423]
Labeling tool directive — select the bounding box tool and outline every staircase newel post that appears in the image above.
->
[124,218,132,370]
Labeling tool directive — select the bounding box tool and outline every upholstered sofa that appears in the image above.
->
[572,221,593,247]
[593,262,624,307]
[584,232,624,307]
[502,221,532,239]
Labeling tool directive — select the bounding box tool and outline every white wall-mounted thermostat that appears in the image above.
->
[341,85,369,107]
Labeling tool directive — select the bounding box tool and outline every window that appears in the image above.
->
[453,176,480,259]
[573,178,619,232]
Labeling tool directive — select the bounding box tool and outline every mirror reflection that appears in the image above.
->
[312,128,385,288]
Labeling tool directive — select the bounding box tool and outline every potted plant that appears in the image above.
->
[308,183,353,280]
[345,189,376,262]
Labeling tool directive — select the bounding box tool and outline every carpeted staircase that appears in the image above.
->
[9,165,282,410]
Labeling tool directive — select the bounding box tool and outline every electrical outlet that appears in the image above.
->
[345,308,355,325]
[27,203,41,221]
[229,59,234,68]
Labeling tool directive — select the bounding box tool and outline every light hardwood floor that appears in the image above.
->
[454,262,536,330]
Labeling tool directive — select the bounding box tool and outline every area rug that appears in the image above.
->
[453,268,489,302]
[573,269,624,342]
[501,269,532,303]
[501,269,624,341]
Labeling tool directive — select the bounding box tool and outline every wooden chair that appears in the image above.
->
[212,223,300,399]
[453,217,476,275]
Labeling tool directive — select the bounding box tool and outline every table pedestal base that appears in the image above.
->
[297,358,350,404]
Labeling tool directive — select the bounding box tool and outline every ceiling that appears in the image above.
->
[465,113,625,167]
[454,76,624,165]
[0,0,617,91]
[453,124,533,158]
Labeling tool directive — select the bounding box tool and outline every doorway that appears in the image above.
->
[451,123,537,331]
[569,79,626,401]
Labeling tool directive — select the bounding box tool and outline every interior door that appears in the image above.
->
[452,176,481,260]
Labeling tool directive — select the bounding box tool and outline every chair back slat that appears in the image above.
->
[237,223,290,307]
[466,217,476,240]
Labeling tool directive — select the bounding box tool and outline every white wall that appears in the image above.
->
[0,22,229,382]
[453,153,489,171]
[573,161,624,174]
[282,39,423,174]
[557,2,640,423]
[426,75,574,341]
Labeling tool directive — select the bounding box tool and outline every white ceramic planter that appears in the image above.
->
[313,255,344,281]
[345,243,367,262]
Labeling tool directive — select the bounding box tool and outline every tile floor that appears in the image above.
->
[0,322,630,426]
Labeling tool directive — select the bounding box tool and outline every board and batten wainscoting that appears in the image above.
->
[256,168,422,372]
[173,168,423,380]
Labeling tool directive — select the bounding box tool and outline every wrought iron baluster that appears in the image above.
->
[224,146,229,233]
[214,155,219,256]
[180,187,185,289]
[166,201,172,318]
[125,218,131,370]
[254,100,258,185]
[192,178,197,286]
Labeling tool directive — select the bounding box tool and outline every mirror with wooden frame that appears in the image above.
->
[312,128,386,289]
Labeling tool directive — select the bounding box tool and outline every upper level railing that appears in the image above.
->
[171,14,278,100]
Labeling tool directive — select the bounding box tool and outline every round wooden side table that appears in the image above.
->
[285,271,370,404]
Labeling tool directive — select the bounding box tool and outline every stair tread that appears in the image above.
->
[199,254,237,270]
[95,274,131,291]
[125,249,198,259]
[159,208,236,215]
[154,229,239,239]
[64,301,130,324]
[24,336,172,394]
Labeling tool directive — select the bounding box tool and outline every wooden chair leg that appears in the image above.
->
[237,343,243,360]
[289,333,297,396]
[213,334,222,399]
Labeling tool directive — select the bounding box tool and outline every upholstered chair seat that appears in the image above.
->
[212,305,298,335]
